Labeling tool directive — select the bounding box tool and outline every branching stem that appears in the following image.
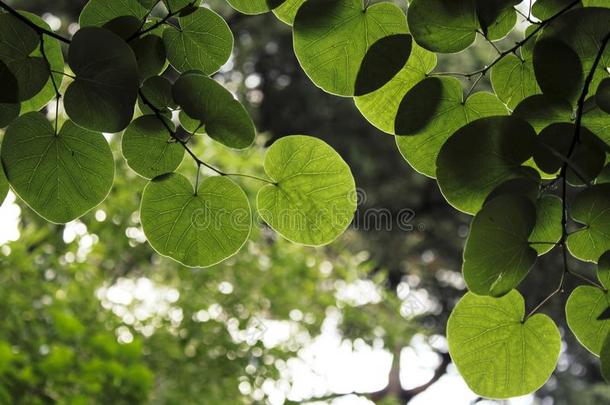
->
[0,1,71,44]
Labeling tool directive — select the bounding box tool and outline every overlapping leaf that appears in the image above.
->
[567,184,610,262]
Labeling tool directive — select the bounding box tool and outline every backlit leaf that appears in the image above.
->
[79,0,147,27]
[227,0,287,15]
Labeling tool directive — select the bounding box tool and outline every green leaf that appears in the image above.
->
[121,115,184,179]
[396,77,508,178]
[597,164,610,184]
[79,0,148,27]
[408,0,478,53]
[436,116,537,214]
[20,12,65,114]
[566,253,610,355]
[0,61,19,126]
[140,173,251,267]
[583,97,610,147]
[597,77,610,114]
[138,76,177,117]
[227,0,287,14]
[163,7,233,75]
[273,0,306,25]
[567,184,610,262]
[533,8,610,105]
[64,27,139,133]
[513,94,573,133]
[0,101,18,129]
[447,290,561,399]
[483,4,517,41]
[132,34,166,81]
[354,43,436,134]
[178,110,206,135]
[533,123,605,186]
[257,135,356,246]
[0,112,114,224]
[172,72,255,149]
[491,53,540,110]
[529,196,563,256]
[463,194,537,296]
[293,0,408,96]
[0,13,48,102]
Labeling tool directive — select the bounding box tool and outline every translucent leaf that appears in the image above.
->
[533,8,610,105]
[293,0,408,96]
[491,53,540,109]
[79,0,147,27]
[163,8,233,75]
[483,5,517,41]
[257,135,356,245]
[227,0,287,14]
[532,0,581,20]
[178,110,206,135]
[20,12,65,114]
[273,0,306,25]
[448,290,561,399]
[140,173,251,267]
[396,77,508,178]
[583,97,610,147]
[566,253,610,355]
[597,77,610,114]
[529,195,563,256]
[64,27,139,133]
[0,112,114,223]
[533,123,605,185]
[597,164,610,184]
[0,13,48,102]
[463,194,537,296]
[408,0,478,53]
[355,43,436,134]
[602,333,610,382]
[566,184,610,262]
[121,115,184,179]
[172,72,255,149]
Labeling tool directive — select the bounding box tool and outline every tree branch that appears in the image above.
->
[0,1,71,44]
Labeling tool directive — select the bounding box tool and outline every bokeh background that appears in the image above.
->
[0,0,608,404]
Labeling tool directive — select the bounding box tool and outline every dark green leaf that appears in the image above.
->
[436,117,537,214]
[64,27,139,133]
[172,72,255,149]
[597,77,610,114]
[513,94,573,133]
[79,0,147,27]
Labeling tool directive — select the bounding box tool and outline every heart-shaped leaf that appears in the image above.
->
[140,173,251,267]
[1,112,114,223]
[448,290,561,399]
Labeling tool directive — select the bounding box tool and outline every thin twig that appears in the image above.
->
[0,1,71,44]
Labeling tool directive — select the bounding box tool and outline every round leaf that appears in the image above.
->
[0,163,8,206]
[172,72,255,149]
[293,0,408,96]
[395,77,508,178]
[257,135,356,246]
[597,77,610,114]
[491,53,540,109]
[273,0,306,25]
[64,27,139,133]
[408,0,478,53]
[448,290,561,399]
[529,196,563,256]
[163,7,233,75]
[140,173,251,267]
[0,112,114,224]
[121,115,184,179]
[463,194,537,296]
[567,184,610,262]
[513,94,573,133]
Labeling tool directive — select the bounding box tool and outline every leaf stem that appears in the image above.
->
[138,89,276,185]
[127,0,197,42]
[0,1,71,44]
